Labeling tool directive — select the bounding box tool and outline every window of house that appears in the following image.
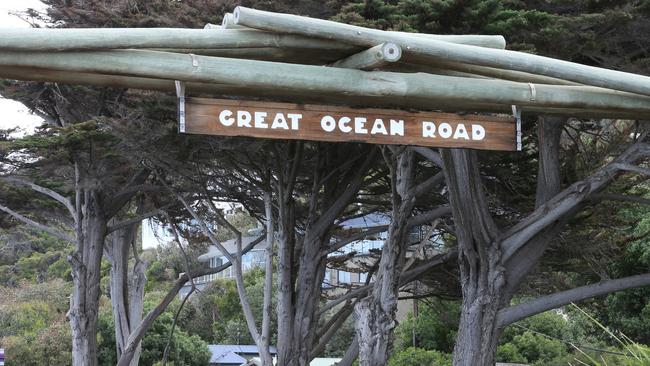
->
[359,272,368,283]
[338,271,351,284]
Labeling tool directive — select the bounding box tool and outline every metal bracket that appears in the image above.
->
[512,105,522,151]
[175,80,186,133]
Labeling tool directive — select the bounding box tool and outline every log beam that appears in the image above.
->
[234,6,650,96]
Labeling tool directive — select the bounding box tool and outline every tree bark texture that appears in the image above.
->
[441,148,504,366]
[69,192,106,366]
[355,148,416,366]
[105,222,146,366]
[274,144,375,366]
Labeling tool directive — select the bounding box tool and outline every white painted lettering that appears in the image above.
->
[254,111,268,128]
[339,116,352,133]
[370,119,388,135]
[237,110,252,127]
[390,119,404,136]
[438,122,452,138]
[453,123,470,140]
[355,117,368,134]
[321,115,336,132]
[219,109,235,126]
[472,124,486,140]
[271,113,289,129]
[422,121,436,137]
[287,113,302,130]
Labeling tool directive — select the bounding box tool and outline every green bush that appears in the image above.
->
[388,347,452,366]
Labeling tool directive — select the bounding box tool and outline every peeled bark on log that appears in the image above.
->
[394,60,580,85]
[222,13,246,29]
[330,43,402,70]
[2,66,648,120]
[0,28,358,52]
[234,6,650,96]
[233,9,506,49]
[2,51,650,117]
[147,47,351,64]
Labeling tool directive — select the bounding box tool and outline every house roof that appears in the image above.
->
[208,344,278,356]
[208,348,247,365]
[198,237,267,262]
[337,212,391,229]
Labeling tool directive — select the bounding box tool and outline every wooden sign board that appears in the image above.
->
[180,97,520,151]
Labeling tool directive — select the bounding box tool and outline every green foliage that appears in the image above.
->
[603,189,650,344]
[497,342,527,364]
[213,211,259,242]
[387,347,451,366]
[177,267,277,345]
[511,331,567,364]
[97,292,210,366]
[322,313,355,357]
[2,319,72,366]
[97,311,117,366]
[139,311,211,366]
[498,310,576,364]
[394,299,460,353]
[0,280,72,366]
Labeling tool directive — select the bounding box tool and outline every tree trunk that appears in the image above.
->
[290,235,329,366]
[275,176,296,366]
[106,222,146,366]
[441,149,505,366]
[355,148,415,366]
[69,201,106,366]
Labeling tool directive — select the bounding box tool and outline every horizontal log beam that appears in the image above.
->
[147,47,350,64]
[0,28,359,52]
[0,58,650,119]
[0,27,503,52]
[396,60,580,85]
[234,6,650,96]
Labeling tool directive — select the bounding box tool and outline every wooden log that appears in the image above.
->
[233,6,650,96]
[232,9,506,49]
[0,28,359,52]
[396,60,580,85]
[222,13,245,29]
[330,43,401,70]
[388,31,505,49]
[1,50,650,117]
[147,47,351,64]
[1,66,646,119]
[204,23,221,29]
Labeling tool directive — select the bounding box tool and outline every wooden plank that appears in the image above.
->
[182,98,517,151]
